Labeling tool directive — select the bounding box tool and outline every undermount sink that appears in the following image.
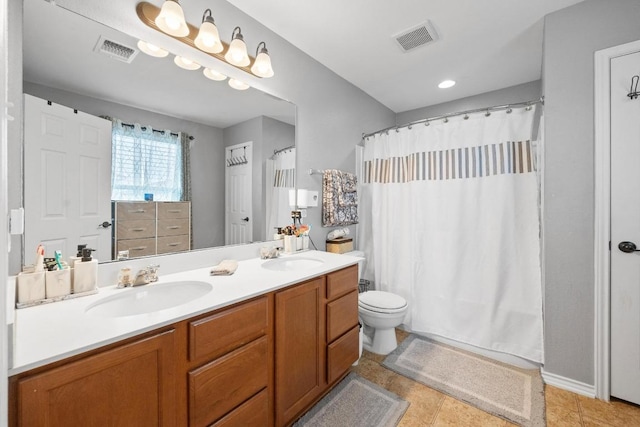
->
[261,257,325,271]
[85,281,213,317]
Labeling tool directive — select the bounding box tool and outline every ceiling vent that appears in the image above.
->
[393,21,439,52]
[93,36,138,63]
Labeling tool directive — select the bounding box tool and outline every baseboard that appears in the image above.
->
[541,369,596,398]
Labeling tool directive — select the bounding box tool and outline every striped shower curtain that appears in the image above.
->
[266,148,296,239]
[358,106,543,362]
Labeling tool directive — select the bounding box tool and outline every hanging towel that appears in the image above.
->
[322,169,358,226]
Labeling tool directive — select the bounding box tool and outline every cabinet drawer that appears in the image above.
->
[116,238,156,257]
[327,325,359,384]
[157,201,190,219]
[326,265,358,300]
[116,219,156,239]
[326,290,359,342]
[211,388,269,427]
[157,218,190,237]
[189,296,269,362]
[156,235,190,254]
[115,202,156,220]
[189,337,269,427]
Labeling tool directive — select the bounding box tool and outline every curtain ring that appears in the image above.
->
[506,108,513,114]
[463,114,469,120]
[443,117,449,123]
[485,110,491,117]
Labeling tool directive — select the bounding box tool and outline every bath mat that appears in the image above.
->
[383,335,545,427]
[293,372,409,427]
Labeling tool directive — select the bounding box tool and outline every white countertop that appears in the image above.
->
[10,251,360,375]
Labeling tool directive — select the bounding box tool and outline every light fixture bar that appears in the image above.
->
[136,1,257,76]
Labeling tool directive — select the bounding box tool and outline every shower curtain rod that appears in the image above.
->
[272,145,295,156]
[361,97,544,139]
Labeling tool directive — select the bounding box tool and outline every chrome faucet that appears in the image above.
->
[132,268,151,287]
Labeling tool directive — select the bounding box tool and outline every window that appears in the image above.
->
[111,121,183,201]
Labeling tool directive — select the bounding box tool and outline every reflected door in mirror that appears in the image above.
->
[23,95,112,265]
[225,142,253,245]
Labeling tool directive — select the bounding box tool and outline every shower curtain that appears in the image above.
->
[266,147,296,238]
[358,107,543,362]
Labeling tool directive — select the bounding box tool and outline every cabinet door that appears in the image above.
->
[17,330,176,427]
[275,277,325,426]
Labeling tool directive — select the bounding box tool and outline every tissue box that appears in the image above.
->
[326,238,353,254]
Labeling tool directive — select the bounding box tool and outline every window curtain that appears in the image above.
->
[358,106,544,362]
[110,119,183,201]
[266,147,296,237]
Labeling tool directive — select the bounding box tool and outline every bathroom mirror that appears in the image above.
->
[15,0,296,272]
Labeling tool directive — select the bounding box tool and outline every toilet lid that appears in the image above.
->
[359,291,407,312]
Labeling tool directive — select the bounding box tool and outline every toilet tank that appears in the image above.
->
[343,250,365,280]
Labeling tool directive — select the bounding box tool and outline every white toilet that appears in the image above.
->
[344,251,409,356]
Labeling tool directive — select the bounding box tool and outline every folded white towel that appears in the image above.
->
[210,259,238,276]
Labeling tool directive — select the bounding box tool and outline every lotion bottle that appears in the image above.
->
[69,244,86,287]
[73,248,97,294]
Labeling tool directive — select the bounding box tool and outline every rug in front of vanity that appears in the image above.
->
[383,334,545,427]
[293,372,409,427]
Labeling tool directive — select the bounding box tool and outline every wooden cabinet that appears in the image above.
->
[275,277,325,426]
[187,296,273,427]
[112,201,191,259]
[10,265,358,427]
[14,330,176,427]
[275,265,359,426]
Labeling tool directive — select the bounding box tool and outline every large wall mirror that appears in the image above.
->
[15,0,296,272]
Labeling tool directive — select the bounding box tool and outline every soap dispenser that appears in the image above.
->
[73,248,97,294]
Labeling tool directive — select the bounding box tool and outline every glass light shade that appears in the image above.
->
[194,21,222,53]
[174,55,201,70]
[251,51,274,78]
[155,0,189,37]
[225,38,250,67]
[137,40,169,58]
[203,68,227,81]
[228,78,250,90]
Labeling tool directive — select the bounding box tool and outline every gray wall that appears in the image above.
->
[543,0,640,384]
[396,80,542,126]
[22,82,226,260]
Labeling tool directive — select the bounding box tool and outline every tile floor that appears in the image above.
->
[351,329,640,426]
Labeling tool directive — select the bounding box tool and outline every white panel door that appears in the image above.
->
[611,50,640,405]
[24,94,112,265]
[225,142,252,245]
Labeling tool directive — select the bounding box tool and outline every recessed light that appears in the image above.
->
[438,80,456,89]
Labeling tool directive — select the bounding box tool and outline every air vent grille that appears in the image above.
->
[393,21,439,52]
[93,36,138,63]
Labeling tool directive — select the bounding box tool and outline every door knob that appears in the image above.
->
[241,217,249,222]
[618,241,640,253]
[98,221,112,229]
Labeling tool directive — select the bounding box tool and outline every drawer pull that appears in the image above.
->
[131,246,147,251]
[167,226,180,230]
[128,209,146,214]
[132,228,147,232]
[167,209,182,213]
[167,243,180,247]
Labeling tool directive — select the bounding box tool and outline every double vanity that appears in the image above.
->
[8,251,361,426]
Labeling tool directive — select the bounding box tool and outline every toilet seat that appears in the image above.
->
[359,291,407,314]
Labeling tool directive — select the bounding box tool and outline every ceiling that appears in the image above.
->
[226,0,585,113]
[23,0,295,129]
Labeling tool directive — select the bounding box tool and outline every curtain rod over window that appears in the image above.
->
[120,122,195,140]
[362,97,544,140]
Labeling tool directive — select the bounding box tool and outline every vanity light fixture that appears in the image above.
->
[203,67,227,81]
[137,2,275,78]
[155,0,189,37]
[225,27,250,67]
[250,42,274,78]
[137,40,169,57]
[438,79,456,89]
[174,55,201,70]
[194,9,222,54]
[228,78,250,91]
